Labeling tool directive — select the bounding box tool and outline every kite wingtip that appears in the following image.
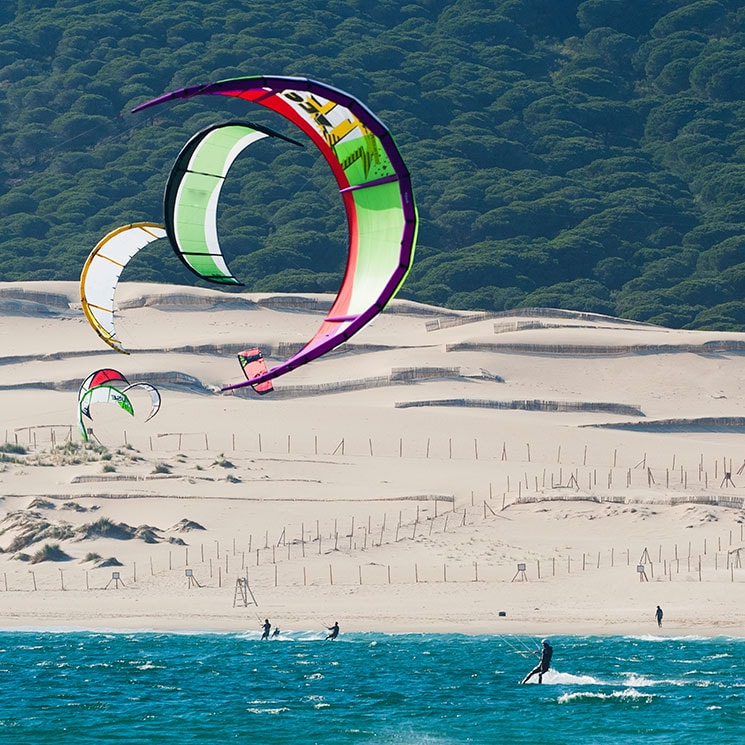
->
[220,380,250,393]
[131,84,212,113]
[220,379,274,395]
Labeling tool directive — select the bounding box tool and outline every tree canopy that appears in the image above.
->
[1,0,745,329]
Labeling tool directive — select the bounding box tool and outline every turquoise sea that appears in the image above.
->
[0,631,742,744]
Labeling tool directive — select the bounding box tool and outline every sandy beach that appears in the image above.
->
[2,280,745,637]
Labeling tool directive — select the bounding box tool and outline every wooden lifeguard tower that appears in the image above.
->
[233,576,258,607]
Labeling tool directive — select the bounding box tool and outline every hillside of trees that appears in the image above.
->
[1,0,745,329]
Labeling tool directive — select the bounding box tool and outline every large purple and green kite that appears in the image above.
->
[133,76,418,392]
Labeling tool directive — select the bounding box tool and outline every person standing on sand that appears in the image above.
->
[261,618,271,640]
[326,621,340,640]
[656,605,663,628]
[520,639,553,684]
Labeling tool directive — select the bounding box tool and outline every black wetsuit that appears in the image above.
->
[261,620,271,640]
[326,623,339,640]
[539,644,553,673]
[522,643,553,684]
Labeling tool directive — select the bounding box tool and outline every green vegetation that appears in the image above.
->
[28,497,55,509]
[30,441,112,466]
[3,519,75,552]
[78,517,134,540]
[30,542,72,563]
[0,443,27,455]
[62,501,88,512]
[1,1,745,328]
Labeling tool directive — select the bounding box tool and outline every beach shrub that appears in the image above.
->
[78,518,135,541]
[62,501,88,512]
[28,498,55,510]
[4,520,75,553]
[170,519,206,532]
[0,443,27,455]
[134,526,162,544]
[212,454,235,469]
[95,557,123,568]
[55,442,80,455]
[31,543,72,563]
[152,463,172,474]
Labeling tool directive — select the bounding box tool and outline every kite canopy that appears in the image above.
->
[77,384,134,441]
[77,369,160,442]
[80,223,167,354]
[134,76,418,391]
[165,120,302,284]
[78,368,129,407]
[122,382,161,422]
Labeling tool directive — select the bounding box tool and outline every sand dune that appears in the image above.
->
[1,281,745,636]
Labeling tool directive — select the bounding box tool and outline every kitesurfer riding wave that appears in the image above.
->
[520,639,553,684]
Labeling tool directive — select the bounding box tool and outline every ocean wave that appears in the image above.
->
[623,634,731,642]
[135,662,165,671]
[558,688,656,704]
[622,673,689,687]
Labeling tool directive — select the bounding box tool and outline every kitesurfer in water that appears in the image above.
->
[520,639,553,684]
[326,622,340,640]
[261,619,271,640]
[272,626,281,638]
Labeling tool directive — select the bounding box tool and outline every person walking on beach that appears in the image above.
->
[520,639,553,684]
[655,605,663,628]
[261,618,271,640]
[326,621,340,640]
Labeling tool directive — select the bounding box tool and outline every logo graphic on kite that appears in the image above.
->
[78,369,160,442]
[80,76,418,394]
